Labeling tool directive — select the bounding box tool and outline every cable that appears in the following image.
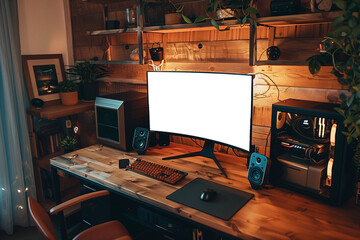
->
[252,72,282,102]
[258,48,267,61]
[264,128,271,156]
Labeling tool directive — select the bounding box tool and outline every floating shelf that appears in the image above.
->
[92,60,139,64]
[143,19,243,33]
[30,101,94,120]
[254,60,309,66]
[88,27,138,35]
[257,11,342,26]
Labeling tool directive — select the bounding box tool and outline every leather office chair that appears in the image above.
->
[28,190,132,240]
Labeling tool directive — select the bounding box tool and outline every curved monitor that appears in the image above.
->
[147,71,253,152]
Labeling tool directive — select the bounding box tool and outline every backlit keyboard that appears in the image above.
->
[126,159,188,184]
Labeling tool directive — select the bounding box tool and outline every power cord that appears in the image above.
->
[251,72,282,102]
[264,128,271,156]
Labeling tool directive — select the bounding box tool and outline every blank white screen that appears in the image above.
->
[147,72,252,151]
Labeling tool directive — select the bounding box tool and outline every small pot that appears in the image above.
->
[60,91,78,106]
[165,13,181,25]
[149,42,163,61]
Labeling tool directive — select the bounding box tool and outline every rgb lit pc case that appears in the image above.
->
[270,99,354,205]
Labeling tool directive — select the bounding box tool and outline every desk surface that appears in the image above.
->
[50,143,360,240]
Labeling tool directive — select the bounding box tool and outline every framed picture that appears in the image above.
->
[22,54,65,103]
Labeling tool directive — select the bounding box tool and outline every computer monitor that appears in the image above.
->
[147,71,253,177]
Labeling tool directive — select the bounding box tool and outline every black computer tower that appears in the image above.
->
[270,99,354,205]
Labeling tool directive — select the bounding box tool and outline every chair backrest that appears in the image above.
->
[28,196,57,240]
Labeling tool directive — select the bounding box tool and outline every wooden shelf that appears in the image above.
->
[88,19,243,36]
[30,101,94,120]
[100,77,146,85]
[254,60,309,66]
[257,11,342,26]
[93,60,139,64]
[143,19,243,33]
[88,27,138,35]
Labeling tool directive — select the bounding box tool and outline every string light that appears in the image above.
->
[1,188,5,191]
[17,189,21,193]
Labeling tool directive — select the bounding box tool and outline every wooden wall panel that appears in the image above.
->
[166,41,250,63]
[69,1,344,156]
[256,38,323,61]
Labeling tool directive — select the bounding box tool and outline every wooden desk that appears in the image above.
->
[50,143,360,240]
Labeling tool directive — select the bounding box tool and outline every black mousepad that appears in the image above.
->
[166,178,254,220]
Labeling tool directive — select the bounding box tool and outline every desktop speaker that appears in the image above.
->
[132,127,149,155]
[248,153,268,189]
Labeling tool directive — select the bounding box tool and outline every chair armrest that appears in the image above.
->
[49,190,110,215]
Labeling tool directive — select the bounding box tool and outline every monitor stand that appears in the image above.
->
[162,140,228,178]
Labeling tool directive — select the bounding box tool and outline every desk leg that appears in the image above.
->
[51,166,66,240]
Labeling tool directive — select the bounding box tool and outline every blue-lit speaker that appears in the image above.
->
[248,153,268,189]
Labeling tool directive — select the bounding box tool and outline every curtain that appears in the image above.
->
[0,0,36,234]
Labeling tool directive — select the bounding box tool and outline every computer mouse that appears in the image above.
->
[200,188,217,202]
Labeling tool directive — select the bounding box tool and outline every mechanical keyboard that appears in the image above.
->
[126,159,188,184]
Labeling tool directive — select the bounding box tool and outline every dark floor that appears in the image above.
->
[0,226,41,240]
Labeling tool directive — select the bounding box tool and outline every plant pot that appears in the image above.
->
[165,13,181,25]
[83,82,99,101]
[60,91,78,106]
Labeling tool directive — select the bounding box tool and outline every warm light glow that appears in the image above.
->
[330,124,337,147]
[327,158,334,180]
[74,126,79,134]
[17,189,21,193]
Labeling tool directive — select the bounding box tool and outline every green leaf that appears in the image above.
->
[307,56,322,75]
[334,107,345,116]
[182,14,192,24]
[211,19,219,30]
[245,7,258,15]
[347,94,355,107]
[194,16,206,23]
[241,16,247,24]
[348,17,358,28]
[213,1,219,12]
[333,0,347,10]
[352,25,360,37]
[344,116,354,125]
[333,25,351,35]
[332,15,345,26]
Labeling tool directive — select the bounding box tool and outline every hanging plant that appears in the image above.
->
[307,0,360,180]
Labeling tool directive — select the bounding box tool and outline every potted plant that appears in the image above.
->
[307,0,360,188]
[61,136,77,153]
[58,80,78,106]
[66,61,108,101]
[174,0,258,30]
[165,1,182,25]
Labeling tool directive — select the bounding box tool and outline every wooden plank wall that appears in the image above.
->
[70,0,346,157]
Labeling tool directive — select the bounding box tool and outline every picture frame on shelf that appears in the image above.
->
[22,54,65,103]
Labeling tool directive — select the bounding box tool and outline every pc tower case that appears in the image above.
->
[95,91,148,151]
[270,99,354,205]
